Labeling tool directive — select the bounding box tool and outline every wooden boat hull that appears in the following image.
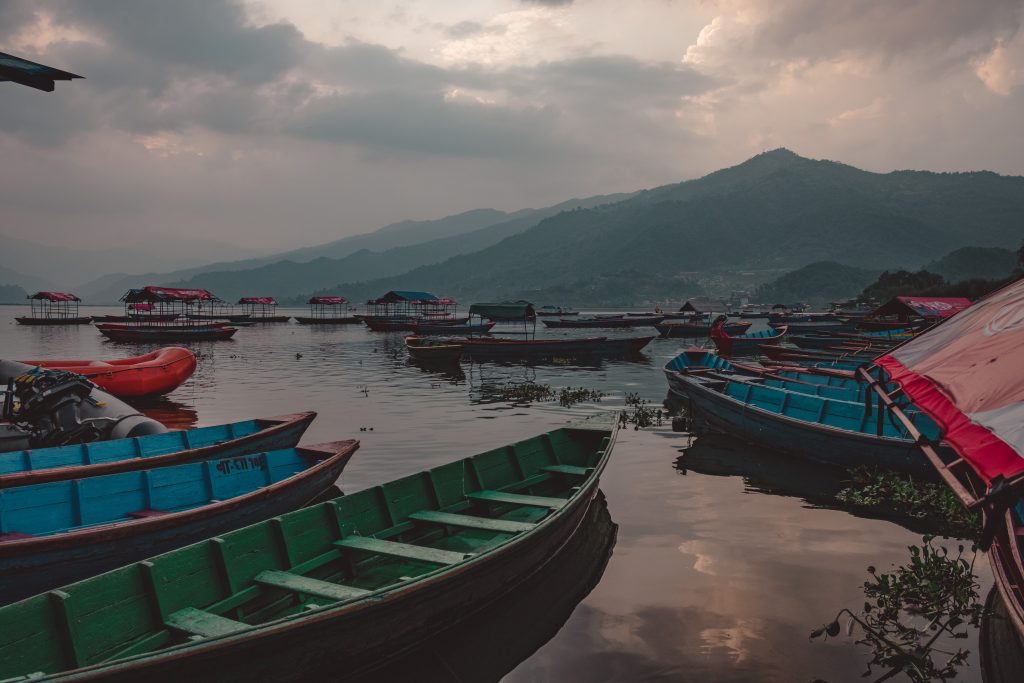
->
[987,504,1024,645]
[0,421,615,682]
[790,335,898,351]
[457,336,654,359]
[15,317,93,325]
[655,321,750,338]
[405,337,464,362]
[0,441,356,606]
[542,316,662,329]
[768,321,853,333]
[668,375,933,476]
[710,325,786,355]
[96,324,237,342]
[535,311,578,317]
[293,316,360,324]
[93,314,180,323]
[409,322,495,335]
[248,316,292,323]
[19,347,197,398]
[0,412,316,489]
[364,316,469,332]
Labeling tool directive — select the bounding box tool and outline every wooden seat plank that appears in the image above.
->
[467,490,566,510]
[409,510,535,534]
[335,536,469,566]
[166,607,248,638]
[541,465,591,476]
[254,570,370,601]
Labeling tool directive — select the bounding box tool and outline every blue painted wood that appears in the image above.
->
[674,374,941,476]
[0,443,356,605]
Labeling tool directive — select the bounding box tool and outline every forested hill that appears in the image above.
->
[307,149,1024,303]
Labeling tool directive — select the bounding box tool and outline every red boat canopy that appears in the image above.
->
[123,286,216,303]
[308,296,347,305]
[875,278,1024,484]
[28,291,80,302]
[128,303,154,311]
[872,296,972,319]
[238,297,277,305]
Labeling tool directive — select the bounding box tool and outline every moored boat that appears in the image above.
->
[541,316,663,329]
[535,305,578,317]
[0,440,357,605]
[294,295,360,324]
[97,323,238,342]
[455,335,654,360]
[710,317,786,355]
[18,347,197,397]
[237,297,292,323]
[408,321,493,335]
[15,291,92,325]
[405,335,463,362]
[0,420,615,681]
[0,412,315,489]
[655,320,751,338]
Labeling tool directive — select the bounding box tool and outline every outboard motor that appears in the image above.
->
[0,360,167,450]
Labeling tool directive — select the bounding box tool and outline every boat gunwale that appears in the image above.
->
[21,421,617,681]
[0,412,316,490]
[0,439,357,556]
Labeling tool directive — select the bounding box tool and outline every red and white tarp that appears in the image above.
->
[145,286,215,301]
[874,296,972,319]
[238,297,277,305]
[308,296,347,305]
[30,291,80,302]
[876,279,1024,483]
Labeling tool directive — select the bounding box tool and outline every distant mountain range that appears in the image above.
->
[302,149,1024,305]
[9,148,1024,306]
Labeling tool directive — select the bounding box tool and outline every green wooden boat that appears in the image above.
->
[0,416,617,682]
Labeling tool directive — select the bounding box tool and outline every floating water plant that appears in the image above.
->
[619,393,663,429]
[812,536,988,682]
[836,468,981,540]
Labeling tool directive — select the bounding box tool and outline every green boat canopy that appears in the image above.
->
[469,301,535,321]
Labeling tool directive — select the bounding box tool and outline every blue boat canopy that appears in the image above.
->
[0,51,82,92]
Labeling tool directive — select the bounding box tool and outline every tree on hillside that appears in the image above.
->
[858,270,945,303]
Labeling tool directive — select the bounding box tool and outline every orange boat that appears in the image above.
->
[19,346,196,398]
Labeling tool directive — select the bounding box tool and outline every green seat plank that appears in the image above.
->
[541,465,591,476]
[409,510,536,534]
[254,570,371,601]
[467,490,566,510]
[335,536,469,566]
[166,607,248,638]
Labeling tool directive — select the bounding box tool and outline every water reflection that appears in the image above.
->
[132,395,199,430]
[349,493,618,683]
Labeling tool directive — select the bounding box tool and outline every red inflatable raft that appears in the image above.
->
[19,347,196,398]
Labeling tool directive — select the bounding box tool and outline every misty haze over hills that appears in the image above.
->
[4,150,1023,306]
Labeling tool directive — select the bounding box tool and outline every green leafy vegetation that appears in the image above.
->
[836,468,980,540]
[492,383,605,407]
[619,393,663,429]
[812,536,988,682]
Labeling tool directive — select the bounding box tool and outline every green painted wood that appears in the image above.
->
[165,607,248,638]
[541,465,591,476]
[467,490,566,509]
[254,570,370,601]
[409,510,536,534]
[335,537,470,566]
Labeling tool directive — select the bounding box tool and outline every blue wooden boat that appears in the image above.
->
[711,318,786,355]
[0,413,315,489]
[0,440,358,605]
[668,372,941,476]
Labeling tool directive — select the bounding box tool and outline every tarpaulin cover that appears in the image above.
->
[872,296,972,319]
[308,296,347,305]
[469,301,536,321]
[28,291,80,302]
[128,303,154,311]
[122,286,215,303]
[238,297,277,305]
[875,279,1024,483]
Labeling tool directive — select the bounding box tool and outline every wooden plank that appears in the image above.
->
[409,510,535,534]
[165,607,248,638]
[541,465,591,477]
[335,536,469,566]
[254,570,370,601]
[467,490,566,510]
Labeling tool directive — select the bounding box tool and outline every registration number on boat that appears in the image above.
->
[215,453,268,475]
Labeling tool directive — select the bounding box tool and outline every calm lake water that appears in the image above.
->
[0,306,993,682]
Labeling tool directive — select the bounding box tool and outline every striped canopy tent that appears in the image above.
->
[26,291,81,319]
[0,51,82,92]
[863,278,1024,638]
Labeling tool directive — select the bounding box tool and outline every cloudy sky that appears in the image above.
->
[2,0,1023,252]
